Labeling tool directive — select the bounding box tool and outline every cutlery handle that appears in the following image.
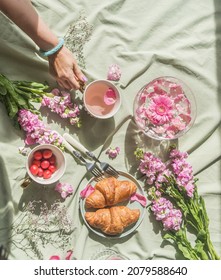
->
[62,138,86,163]
[63,133,96,159]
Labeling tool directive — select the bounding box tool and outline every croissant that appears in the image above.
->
[85,206,140,235]
[85,177,137,208]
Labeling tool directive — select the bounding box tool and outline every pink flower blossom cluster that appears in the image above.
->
[107,64,122,81]
[55,182,74,199]
[151,197,182,231]
[136,147,197,229]
[138,152,171,188]
[138,149,195,197]
[105,146,120,159]
[41,89,81,127]
[169,149,195,197]
[134,78,193,139]
[18,109,63,147]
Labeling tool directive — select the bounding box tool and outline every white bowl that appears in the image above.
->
[83,79,121,119]
[26,144,66,185]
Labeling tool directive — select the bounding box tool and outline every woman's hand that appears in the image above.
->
[48,46,87,90]
[0,0,87,91]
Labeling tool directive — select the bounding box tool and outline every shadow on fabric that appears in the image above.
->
[214,0,221,173]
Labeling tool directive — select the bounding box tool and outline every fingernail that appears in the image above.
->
[82,75,88,82]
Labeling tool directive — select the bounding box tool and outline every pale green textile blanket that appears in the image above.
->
[0,0,220,260]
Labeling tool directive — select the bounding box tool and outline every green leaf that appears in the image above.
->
[177,242,194,260]
[0,85,7,95]
[6,95,18,118]
[163,232,177,241]
[194,239,209,260]
[199,196,210,227]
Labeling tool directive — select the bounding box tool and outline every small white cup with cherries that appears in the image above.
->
[26,144,66,185]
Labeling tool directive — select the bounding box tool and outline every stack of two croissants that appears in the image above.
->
[85,177,140,235]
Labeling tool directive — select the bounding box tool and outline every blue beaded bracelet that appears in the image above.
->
[40,38,64,57]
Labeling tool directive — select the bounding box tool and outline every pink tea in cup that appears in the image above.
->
[83,80,121,119]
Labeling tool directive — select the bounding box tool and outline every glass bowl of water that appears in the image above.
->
[133,76,197,140]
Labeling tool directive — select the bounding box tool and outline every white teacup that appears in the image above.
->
[83,80,121,119]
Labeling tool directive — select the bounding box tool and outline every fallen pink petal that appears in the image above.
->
[130,192,147,207]
[65,250,73,260]
[80,184,95,198]
[49,255,61,260]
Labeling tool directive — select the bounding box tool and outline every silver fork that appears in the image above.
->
[63,139,104,181]
[63,133,119,178]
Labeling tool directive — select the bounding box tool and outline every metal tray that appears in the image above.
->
[79,171,146,239]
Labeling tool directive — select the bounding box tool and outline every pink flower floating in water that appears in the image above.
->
[134,77,194,139]
[103,88,117,105]
[145,95,173,125]
[107,64,122,81]
[55,182,74,199]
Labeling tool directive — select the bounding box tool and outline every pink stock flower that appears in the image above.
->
[137,147,195,198]
[138,152,167,185]
[170,148,195,197]
[41,88,81,127]
[18,109,64,148]
[107,64,122,81]
[55,183,74,199]
[169,149,188,159]
[18,109,45,133]
[106,146,120,159]
[162,208,182,231]
[151,197,173,220]
[151,197,182,231]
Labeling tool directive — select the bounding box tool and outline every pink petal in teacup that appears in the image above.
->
[103,88,117,105]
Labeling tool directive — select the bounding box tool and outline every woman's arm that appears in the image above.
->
[0,0,87,90]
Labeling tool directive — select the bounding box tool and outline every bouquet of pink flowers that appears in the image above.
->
[41,88,81,127]
[18,109,64,149]
[135,146,220,260]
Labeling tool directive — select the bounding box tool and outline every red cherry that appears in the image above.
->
[43,170,52,179]
[37,167,44,177]
[32,160,41,167]
[48,165,57,173]
[30,164,39,176]
[43,149,53,159]
[41,160,50,169]
[49,155,56,165]
[33,151,43,160]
